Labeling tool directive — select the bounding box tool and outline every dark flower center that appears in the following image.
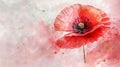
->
[72,17,92,34]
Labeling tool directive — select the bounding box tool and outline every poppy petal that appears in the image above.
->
[54,4,110,48]
[54,4,109,32]
[56,26,108,48]
[54,4,81,31]
[78,5,108,27]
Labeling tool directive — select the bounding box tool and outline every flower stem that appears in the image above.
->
[83,46,86,63]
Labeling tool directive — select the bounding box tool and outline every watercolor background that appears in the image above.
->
[0,0,120,67]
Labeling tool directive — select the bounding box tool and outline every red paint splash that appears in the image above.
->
[54,4,110,49]
[86,19,120,66]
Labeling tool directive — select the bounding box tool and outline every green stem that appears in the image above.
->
[83,46,86,63]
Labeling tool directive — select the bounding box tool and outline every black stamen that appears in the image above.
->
[72,17,92,34]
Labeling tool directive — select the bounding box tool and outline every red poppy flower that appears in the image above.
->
[54,4,110,48]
